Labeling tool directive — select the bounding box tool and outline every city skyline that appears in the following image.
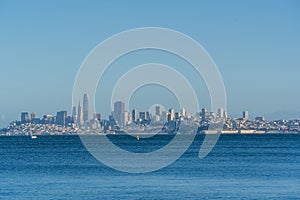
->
[2,93,300,135]
[1,2,299,198]
[1,1,300,127]
[2,98,300,129]
[2,87,300,131]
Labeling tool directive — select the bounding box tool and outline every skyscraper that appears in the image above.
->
[83,93,89,123]
[139,112,146,120]
[121,111,129,127]
[243,111,249,120]
[201,108,208,119]
[218,108,224,118]
[56,111,67,126]
[72,106,77,122]
[114,101,125,125]
[77,102,83,127]
[180,108,186,117]
[132,109,139,122]
[21,112,30,122]
[169,108,175,121]
[30,112,36,120]
[155,106,162,117]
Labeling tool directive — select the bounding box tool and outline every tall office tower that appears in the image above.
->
[121,111,129,127]
[169,108,175,121]
[146,111,150,121]
[72,106,77,122]
[56,111,67,126]
[155,106,162,117]
[218,108,224,118]
[180,108,186,117]
[224,111,228,119]
[139,112,146,121]
[21,112,30,122]
[114,101,125,125]
[30,112,36,120]
[201,108,208,119]
[243,111,249,120]
[77,102,83,127]
[83,93,90,123]
[132,109,139,122]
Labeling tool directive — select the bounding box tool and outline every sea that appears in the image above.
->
[0,134,299,199]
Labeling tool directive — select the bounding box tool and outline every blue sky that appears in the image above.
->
[0,0,300,127]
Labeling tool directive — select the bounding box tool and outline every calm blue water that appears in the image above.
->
[0,134,299,199]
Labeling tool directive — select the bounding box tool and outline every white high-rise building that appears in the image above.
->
[83,93,89,123]
[77,102,83,127]
[180,108,186,117]
[132,109,139,122]
[155,106,162,116]
[168,108,175,121]
[121,111,129,127]
[72,106,77,122]
[114,101,125,126]
[224,111,228,119]
[218,108,224,118]
[243,111,249,120]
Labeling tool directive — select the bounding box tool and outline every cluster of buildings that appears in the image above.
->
[100,101,191,133]
[1,94,300,136]
[198,109,300,134]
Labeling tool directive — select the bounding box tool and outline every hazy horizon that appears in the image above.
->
[1,0,300,127]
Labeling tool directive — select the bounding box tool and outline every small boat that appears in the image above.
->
[136,135,140,140]
[31,135,37,139]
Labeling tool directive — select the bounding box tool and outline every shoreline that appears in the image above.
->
[0,132,299,137]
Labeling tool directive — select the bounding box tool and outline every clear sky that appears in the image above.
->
[0,0,300,127]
